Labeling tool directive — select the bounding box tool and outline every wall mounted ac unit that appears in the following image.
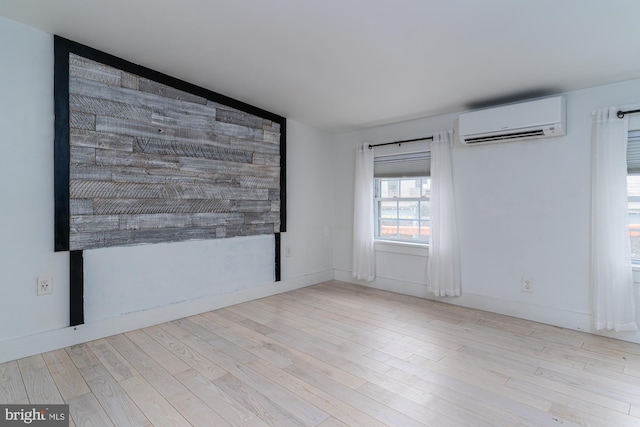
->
[458,96,566,145]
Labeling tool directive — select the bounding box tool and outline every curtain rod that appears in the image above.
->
[367,136,433,150]
[617,109,640,119]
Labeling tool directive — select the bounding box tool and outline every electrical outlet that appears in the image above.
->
[285,245,292,257]
[521,277,533,293]
[37,275,53,296]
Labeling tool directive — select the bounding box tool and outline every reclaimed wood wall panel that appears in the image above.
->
[55,39,285,251]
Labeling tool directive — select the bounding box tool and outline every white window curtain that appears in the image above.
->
[352,142,375,281]
[591,108,637,331]
[427,130,461,296]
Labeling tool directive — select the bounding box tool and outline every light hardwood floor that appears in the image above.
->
[2,281,640,426]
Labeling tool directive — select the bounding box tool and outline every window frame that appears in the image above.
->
[627,128,640,265]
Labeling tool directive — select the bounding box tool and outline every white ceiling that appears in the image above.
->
[2,0,640,132]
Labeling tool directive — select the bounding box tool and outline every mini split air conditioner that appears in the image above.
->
[458,96,566,145]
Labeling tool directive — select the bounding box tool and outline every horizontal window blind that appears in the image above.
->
[627,130,640,174]
[374,151,431,178]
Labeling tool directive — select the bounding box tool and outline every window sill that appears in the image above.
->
[374,240,429,257]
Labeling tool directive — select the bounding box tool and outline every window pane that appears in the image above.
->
[421,179,431,198]
[420,201,430,220]
[628,175,640,260]
[420,223,430,240]
[400,178,421,198]
[398,219,419,240]
[379,219,398,238]
[381,179,399,198]
[379,201,398,219]
[398,201,419,219]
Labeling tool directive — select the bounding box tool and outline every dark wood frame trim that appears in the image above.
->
[54,36,287,326]
[69,251,84,326]
[274,233,281,282]
[54,37,71,252]
[279,120,287,233]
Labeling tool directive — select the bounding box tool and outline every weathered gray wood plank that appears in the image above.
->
[70,93,152,122]
[230,136,281,155]
[268,189,281,201]
[70,129,134,152]
[213,121,264,141]
[92,199,235,215]
[69,54,121,86]
[110,167,279,189]
[252,153,280,166]
[206,99,244,113]
[70,226,220,250]
[191,212,245,227]
[131,214,243,231]
[150,113,207,133]
[216,109,263,129]
[95,149,180,169]
[110,167,226,185]
[70,181,269,201]
[263,130,281,144]
[138,78,208,104]
[70,199,94,215]
[234,201,272,213]
[225,223,277,238]
[237,176,280,189]
[117,212,244,231]
[151,107,215,130]
[70,146,96,164]
[245,212,281,225]
[70,164,113,181]
[70,215,120,233]
[120,71,139,90]
[118,214,192,231]
[96,115,179,139]
[262,120,281,133]
[133,136,253,163]
[179,157,280,178]
[69,111,95,130]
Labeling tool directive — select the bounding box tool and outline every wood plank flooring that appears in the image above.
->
[2,281,640,426]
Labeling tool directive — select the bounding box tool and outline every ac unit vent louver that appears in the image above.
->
[464,129,546,144]
[458,96,566,145]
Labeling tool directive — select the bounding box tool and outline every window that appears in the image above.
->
[627,130,640,262]
[375,177,430,243]
[373,150,430,244]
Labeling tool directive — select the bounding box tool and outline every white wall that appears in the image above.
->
[280,121,334,282]
[83,235,275,322]
[0,17,69,345]
[333,79,640,343]
[0,17,334,362]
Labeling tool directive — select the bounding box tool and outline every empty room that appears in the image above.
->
[1,1,640,426]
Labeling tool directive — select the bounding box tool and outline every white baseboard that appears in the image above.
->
[334,269,428,298]
[333,269,640,345]
[0,269,332,364]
